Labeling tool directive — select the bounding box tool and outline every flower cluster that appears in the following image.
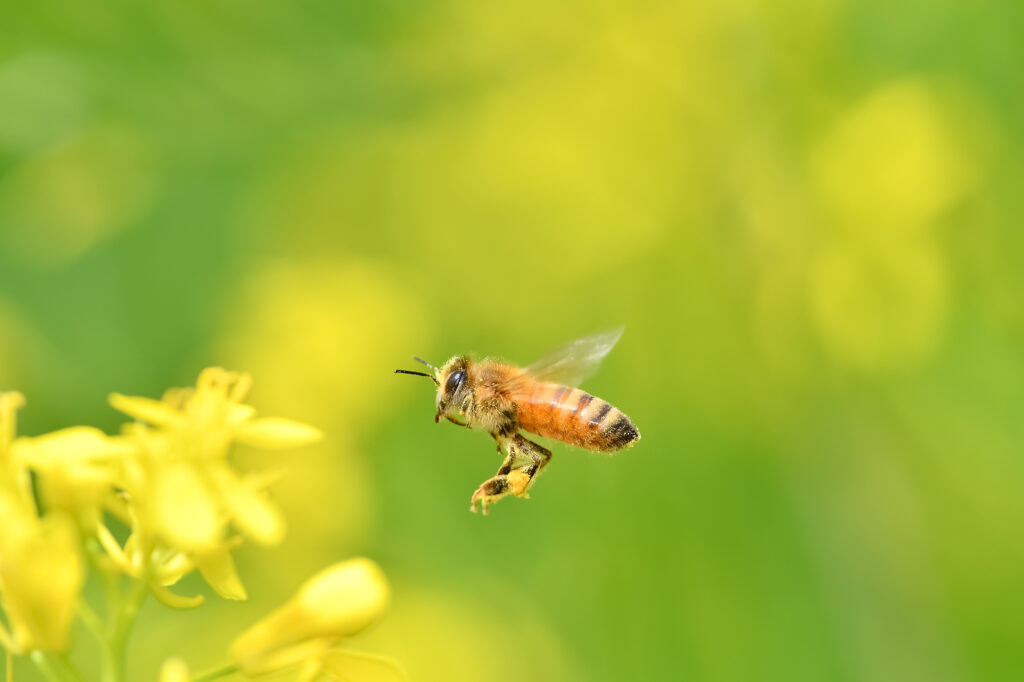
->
[0,369,402,682]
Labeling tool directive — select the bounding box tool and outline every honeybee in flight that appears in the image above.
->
[395,329,640,514]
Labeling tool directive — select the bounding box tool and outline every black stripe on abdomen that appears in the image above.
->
[589,401,613,428]
[603,414,639,449]
[573,393,593,416]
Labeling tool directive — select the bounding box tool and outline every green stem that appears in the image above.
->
[29,652,61,682]
[76,601,105,647]
[193,662,240,682]
[104,576,148,682]
[28,652,82,682]
[52,655,83,682]
[83,539,119,632]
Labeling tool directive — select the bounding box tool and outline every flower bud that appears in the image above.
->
[0,510,84,652]
[230,558,390,674]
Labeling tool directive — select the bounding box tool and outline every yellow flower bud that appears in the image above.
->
[230,558,390,674]
[0,391,33,510]
[0,391,25,451]
[0,510,84,652]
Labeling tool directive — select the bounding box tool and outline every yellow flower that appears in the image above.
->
[111,368,320,554]
[102,368,321,603]
[230,558,392,677]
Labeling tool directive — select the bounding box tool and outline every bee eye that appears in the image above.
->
[445,369,466,395]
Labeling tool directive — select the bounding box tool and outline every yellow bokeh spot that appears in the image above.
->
[805,81,975,371]
[384,65,680,285]
[158,657,192,682]
[812,82,973,234]
[364,584,579,682]
[810,238,946,370]
[216,259,431,550]
[218,259,430,426]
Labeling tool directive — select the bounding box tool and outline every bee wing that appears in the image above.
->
[517,328,625,387]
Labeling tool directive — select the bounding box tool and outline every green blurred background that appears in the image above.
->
[2,0,1023,680]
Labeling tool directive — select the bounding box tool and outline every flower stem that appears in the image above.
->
[29,653,61,682]
[193,662,240,682]
[76,601,105,647]
[29,652,82,682]
[103,576,148,682]
[53,655,84,682]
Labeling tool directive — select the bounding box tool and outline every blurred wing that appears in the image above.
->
[519,328,624,387]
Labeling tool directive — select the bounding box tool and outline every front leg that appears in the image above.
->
[445,415,472,428]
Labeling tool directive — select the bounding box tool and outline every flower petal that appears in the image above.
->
[95,523,133,575]
[227,403,257,425]
[14,427,134,462]
[109,393,183,427]
[150,585,204,609]
[209,465,285,546]
[234,418,323,449]
[149,462,224,553]
[153,552,193,587]
[196,547,247,601]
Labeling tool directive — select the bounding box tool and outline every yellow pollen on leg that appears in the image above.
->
[507,470,531,497]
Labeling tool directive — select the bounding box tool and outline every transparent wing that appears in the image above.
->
[519,328,624,387]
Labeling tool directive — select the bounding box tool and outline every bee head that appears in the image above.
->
[395,355,471,423]
[435,356,470,422]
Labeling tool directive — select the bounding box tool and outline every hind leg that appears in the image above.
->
[470,434,552,514]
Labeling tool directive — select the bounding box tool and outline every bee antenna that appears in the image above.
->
[413,356,438,371]
[395,369,440,386]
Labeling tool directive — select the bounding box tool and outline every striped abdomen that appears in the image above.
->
[516,382,639,453]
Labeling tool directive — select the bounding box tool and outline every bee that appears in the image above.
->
[395,329,640,514]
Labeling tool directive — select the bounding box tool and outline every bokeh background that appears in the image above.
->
[2,0,1023,680]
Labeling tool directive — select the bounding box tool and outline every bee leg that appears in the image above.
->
[509,435,552,497]
[470,436,519,514]
[470,475,510,515]
[445,415,472,429]
[470,436,552,513]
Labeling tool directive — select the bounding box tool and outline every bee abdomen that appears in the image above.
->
[518,384,639,452]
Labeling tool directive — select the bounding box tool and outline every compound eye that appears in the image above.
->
[445,369,466,395]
